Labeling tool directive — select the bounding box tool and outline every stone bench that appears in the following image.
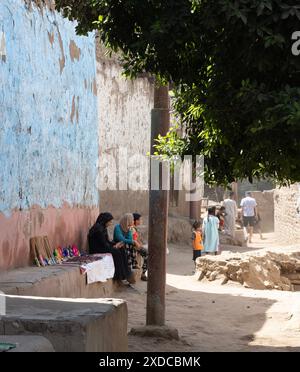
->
[0,264,118,298]
[0,264,131,351]
[0,335,55,352]
[0,295,127,352]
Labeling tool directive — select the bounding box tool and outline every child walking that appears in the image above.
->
[192,220,204,271]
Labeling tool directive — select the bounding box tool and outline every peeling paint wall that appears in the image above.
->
[96,44,154,219]
[0,1,99,269]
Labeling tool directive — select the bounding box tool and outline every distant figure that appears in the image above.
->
[191,220,204,269]
[202,206,220,255]
[216,206,226,231]
[254,212,264,240]
[240,192,257,243]
[222,191,237,237]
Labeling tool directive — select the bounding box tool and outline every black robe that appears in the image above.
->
[88,223,130,280]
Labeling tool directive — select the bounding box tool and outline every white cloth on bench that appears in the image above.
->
[81,254,115,284]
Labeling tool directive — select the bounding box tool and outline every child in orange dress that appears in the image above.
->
[192,220,204,270]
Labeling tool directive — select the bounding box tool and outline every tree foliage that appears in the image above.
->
[56,0,300,185]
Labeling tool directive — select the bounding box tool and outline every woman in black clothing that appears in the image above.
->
[88,212,132,281]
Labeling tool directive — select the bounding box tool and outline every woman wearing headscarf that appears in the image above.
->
[88,212,132,282]
[113,213,139,273]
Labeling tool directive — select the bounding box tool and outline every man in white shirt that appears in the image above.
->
[222,191,237,238]
[240,191,257,243]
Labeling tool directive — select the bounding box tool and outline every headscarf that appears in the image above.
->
[96,212,114,227]
[120,213,134,233]
[88,212,114,239]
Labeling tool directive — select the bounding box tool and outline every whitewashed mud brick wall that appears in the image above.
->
[96,44,154,219]
[274,184,300,244]
[251,191,274,233]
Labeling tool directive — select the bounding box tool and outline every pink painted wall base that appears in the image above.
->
[0,204,99,271]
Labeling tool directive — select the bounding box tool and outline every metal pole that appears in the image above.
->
[146,84,170,326]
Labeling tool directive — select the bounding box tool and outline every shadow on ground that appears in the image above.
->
[115,242,300,352]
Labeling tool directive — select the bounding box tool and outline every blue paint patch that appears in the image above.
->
[0,1,99,216]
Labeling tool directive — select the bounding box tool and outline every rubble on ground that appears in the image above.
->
[195,249,300,291]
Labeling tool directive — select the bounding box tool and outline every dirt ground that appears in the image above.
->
[112,233,300,352]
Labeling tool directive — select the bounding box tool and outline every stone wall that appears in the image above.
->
[96,44,154,220]
[274,184,300,244]
[0,1,99,269]
[237,179,274,204]
[251,190,274,233]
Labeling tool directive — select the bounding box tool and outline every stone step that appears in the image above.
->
[0,295,128,352]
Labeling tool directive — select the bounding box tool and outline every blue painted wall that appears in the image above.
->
[0,0,99,216]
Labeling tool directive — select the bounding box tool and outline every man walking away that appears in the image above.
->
[240,191,257,244]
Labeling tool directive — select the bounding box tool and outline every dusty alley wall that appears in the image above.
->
[96,44,154,219]
[274,184,300,244]
[0,1,99,270]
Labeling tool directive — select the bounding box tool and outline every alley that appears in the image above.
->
[113,235,300,352]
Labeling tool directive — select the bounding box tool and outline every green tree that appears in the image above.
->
[56,0,300,185]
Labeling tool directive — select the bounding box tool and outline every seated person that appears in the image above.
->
[88,212,135,284]
[113,213,139,277]
[132,213,148,281]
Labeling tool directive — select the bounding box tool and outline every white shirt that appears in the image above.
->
[240,196,257,217]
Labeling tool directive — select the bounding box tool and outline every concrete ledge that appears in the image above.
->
[0,265,117,298]
[0,335,55,352]
[0,295,128,352]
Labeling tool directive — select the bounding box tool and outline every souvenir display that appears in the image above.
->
[30,237,81,267]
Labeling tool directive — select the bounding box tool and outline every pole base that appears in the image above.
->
[129,325,179,340]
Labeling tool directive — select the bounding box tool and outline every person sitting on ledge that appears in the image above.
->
[88,212,135,284]
[132,213,148,281]
[114,213,140,280]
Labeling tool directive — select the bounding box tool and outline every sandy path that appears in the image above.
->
[112,234,300,352]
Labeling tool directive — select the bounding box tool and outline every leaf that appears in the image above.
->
[240,13,247,25]
[281,10,291,19]
[257,3,265,16]
[266,3,273,11]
